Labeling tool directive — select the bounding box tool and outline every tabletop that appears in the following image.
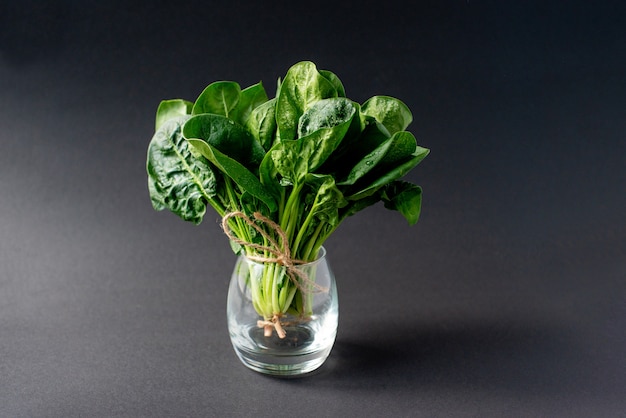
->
[1,1,625,416]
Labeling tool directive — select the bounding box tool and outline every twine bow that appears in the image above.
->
[221,211,327,338]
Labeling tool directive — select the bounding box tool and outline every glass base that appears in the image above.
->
[230,323,335,376]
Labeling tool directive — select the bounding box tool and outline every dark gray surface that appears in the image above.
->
[1,1,625,416]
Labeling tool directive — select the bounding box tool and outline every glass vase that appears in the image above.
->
[227,247,338,376]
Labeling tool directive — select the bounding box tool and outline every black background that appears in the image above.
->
[1,1,625,416]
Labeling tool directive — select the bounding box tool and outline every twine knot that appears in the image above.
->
[257,315,286,339]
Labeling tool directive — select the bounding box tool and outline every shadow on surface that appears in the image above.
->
[289,318,623,396]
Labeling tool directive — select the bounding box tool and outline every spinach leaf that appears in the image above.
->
[258,145,283,197]
[276,61,337,140]
[319,114,386,178]
[270,140,309,185]
[361,96,413,135]
[382,181,423,225]
[338,129,420,186]
[155,99,193,131]
[337,134,394,186]
[229,82,268,126]
[192,81,241,117]
[187,138,277,213]
[245,98,277,151]
[146,116,216,224]
[269,98,356,185]
[372,130,419,168]
[345,132,429,200]
[297,97,355,137]
[319,69,346,97]
[303,174,347,226]
[182,113,265,170]
[297,97,357,170]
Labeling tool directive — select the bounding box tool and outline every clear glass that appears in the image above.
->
[227,247,338,376]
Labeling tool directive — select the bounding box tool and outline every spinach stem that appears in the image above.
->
[280,183,303,236]
[302,222,325,261]
[271,265,280,314]
[292,204,316,259]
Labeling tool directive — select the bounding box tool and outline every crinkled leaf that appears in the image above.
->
[155,99,193,131]
[270,140,310,185]
[361,96,413,135]
[187,138,277,213]
[146,116,216,224]
[192,81,241,117]
[182,113,265,170]
[303,174,347,226]
[276,61,337,140]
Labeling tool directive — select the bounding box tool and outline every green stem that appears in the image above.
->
[302,221,325,261]
[291,205,316,259]
[262,262,274,316]
[282,285,298,313]
[280,183,303,239]
[224,177,255,249]
[207,196,226,218]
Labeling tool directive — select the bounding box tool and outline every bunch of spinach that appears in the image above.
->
[147,61,429,326]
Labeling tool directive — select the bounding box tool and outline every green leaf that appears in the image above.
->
[270,97,357,186]
[245,98,277,151]
[338,130,419,186]
[303,174,347,226]
[276,61,338,140]
[155,99,193,131]
[337,136,394,186]
[361,96,413,135]
[259,145,282,197]
[146,116,216,224]
[319,69,346,97]
[230,82,269,126]
[270,140,310,185]
[318,113,385,176]
[187,138,277,213]
[296,97,357,171]
[382,181,423,225]
[297,97,356,137]
[192,81,241,117]
[182,113,265,170]
[375,131,420,167]
[346,132,429,200]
